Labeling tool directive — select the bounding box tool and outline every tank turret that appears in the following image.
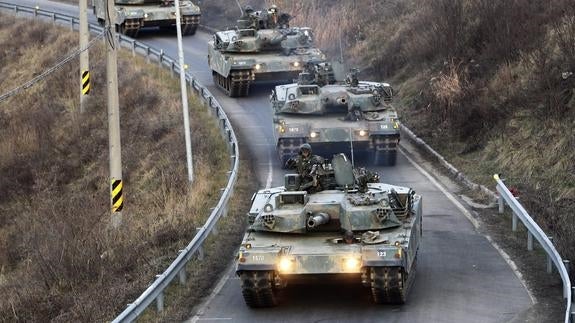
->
[272,63,400,166]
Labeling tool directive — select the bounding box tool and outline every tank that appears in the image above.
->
[207,6,326,97]
[236,153,422,307]
[93,0,201,38]
[271,63,400,166]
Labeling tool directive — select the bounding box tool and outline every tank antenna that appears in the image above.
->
[348,128,355,167]
[235,0,244,15]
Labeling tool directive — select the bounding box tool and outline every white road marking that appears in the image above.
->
[187,264,235,323]
[399,147,536,304]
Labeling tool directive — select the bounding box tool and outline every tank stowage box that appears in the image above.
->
[236,154,422,307]
[93,0,201,38]
[272,63,400,166]
[208,6,326,97]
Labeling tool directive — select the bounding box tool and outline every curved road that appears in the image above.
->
[9,1,534,322]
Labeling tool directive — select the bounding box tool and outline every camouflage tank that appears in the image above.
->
[271,63,400,166]
[207,5,326,97]
[93,0,201,38]
[236,153,422,307]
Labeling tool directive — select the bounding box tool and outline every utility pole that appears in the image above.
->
[106,0,123,227]
[79,0,90,113]
[174,0,194,184]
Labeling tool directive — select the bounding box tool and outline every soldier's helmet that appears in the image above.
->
[269,4,278,13]
[299,143,312,155]
[244,5,254,13]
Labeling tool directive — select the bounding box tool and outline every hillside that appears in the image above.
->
[0,13,250,322]
[204,0,575,275]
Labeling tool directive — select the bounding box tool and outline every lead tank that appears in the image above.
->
[236,154,422,307]
[208,6,326,97]
[272,63,401,166]
[93,0,201,38]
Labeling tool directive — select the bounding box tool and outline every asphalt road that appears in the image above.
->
[7,1,535,322]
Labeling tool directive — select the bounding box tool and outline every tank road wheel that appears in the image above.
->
[182,15,199,36]
[370,267,407,304]
[372,135,399,166]
[239,271,278,308]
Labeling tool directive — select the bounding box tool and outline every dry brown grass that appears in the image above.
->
[0,13,249,322]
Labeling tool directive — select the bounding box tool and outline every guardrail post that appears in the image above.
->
[527,231,533,251]
[156,292,164,312]
[158,49,164,68]
[70,17,74,31]
[170,61,176,78]
[131,40,136,57]
[34,7,38,17]
[52,12,56,24]
[547,236,554,274]
[178,269,187,285]
[145,47,150,63]
[498,193,504,214]
[512,212,518,232]
[197,246,205,261]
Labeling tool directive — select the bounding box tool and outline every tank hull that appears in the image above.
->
[208,41,325,97]
[236,185,423,307]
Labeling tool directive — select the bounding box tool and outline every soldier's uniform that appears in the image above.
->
[286,144,324,192]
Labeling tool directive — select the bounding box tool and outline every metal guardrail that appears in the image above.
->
[0,2,240,322]
[494,174,573,323]
[402,124,574,322]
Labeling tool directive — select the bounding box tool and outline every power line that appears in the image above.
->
[0,30,106,103]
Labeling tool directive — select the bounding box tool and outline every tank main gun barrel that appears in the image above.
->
[307,212,330,229]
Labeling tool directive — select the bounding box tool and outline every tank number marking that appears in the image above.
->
[288,127,299,132]
[377,250,387,257]
[380,124,389,129]
[252,255,265,261]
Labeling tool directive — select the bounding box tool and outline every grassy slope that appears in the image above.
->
[0,14,252,322]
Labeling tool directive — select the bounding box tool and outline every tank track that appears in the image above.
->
[369,258,417,304]
[277,138,305,168]
[182,15,200,36]
[239,271,278,308]
[372,135,400,166]
[120,19,141,38]
[212,70,253,97]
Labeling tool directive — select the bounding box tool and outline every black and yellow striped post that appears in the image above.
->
[82,70,90,95]
[111,179,123,213]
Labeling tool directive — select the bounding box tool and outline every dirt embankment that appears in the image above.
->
[0,14,253,322]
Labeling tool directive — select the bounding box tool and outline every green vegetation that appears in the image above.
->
[0,14,252,322]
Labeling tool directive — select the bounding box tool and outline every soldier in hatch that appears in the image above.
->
[285,143,325,192]
[238,5,255,29]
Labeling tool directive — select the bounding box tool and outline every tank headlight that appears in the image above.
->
[254,63,262,70]
[144,13,149,18]
[343,257,361,272]
[310,131,318,138]
[279,125,286,133]
[264,203,274,212]
[278,257,294,273]
[359,130,368,137]
[293,61,301,67]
